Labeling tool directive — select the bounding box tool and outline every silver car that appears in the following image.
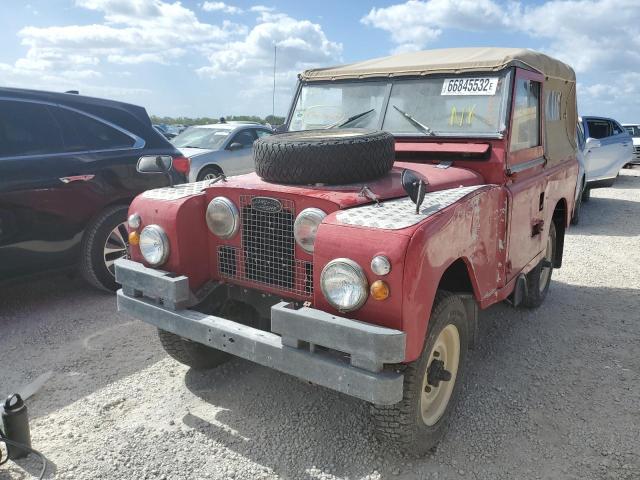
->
[173,123,274,181]
[577,116,633,196]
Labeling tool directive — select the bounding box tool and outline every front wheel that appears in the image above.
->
[80,205,129,291]
[371,292,469,456]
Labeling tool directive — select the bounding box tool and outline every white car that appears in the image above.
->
[622,124,640,165]
[577,116,633,199]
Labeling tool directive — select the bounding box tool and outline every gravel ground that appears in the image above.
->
[1,169,639,480]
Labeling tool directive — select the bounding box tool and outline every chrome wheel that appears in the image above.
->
[103,222,129,276]
[202,172,218,180]
[539,231,554,293]
[420,324,460,426]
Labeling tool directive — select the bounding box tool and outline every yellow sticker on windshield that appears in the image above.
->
[449,105,476,127]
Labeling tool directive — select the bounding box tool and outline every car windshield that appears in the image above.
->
[172,127,230,149]
[289,71,513,137]
[624,125,640,137]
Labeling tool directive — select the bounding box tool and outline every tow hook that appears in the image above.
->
[427,359,452,387]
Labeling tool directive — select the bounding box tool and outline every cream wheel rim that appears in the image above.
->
[420,324,460,426]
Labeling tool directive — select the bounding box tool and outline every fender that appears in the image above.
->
[402,185,506,361]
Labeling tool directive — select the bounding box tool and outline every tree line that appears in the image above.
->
[150,114,286,126]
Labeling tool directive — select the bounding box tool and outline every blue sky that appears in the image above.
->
[1,0,638,122]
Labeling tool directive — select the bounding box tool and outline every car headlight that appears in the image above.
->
[294,208,326,253]
[320,258,368,312]
[206,197,239,239]
[139,225,169,266]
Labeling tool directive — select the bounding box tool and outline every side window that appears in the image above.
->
[52,107,135,152]
[611,121,624,136]
[256,129,273,138]
[545,90,562,121]
[229,129,256,148]
[510,79,540,152]
[0,100,64,157]
[586,120,611,139]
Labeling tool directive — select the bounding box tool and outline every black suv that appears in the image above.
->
[0,88,188,291]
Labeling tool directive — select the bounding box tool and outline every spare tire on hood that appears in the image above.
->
[253,128,395,185]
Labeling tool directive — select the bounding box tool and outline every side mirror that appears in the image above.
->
[137,155,173,173]
[401,169,429,214]
[585,137,601,149]
[137,155,174,187]
[274,124,287,134]
[228,142,243,151]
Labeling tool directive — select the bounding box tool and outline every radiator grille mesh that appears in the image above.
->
[217,196,313,297]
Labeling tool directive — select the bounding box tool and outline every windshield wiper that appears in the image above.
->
[392,105,435,136]
[326,108,375,129]
[179,145,205,149]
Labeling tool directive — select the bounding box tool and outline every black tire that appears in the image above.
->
[253,129,395,185]
[371,292,470,456]
[522,221,556,308]
[80,204,129,292]
[582,186,591,202]
[158,329,231,370]
[571,179,584,225]
[197,165,223,182]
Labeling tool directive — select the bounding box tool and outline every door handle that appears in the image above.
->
[59,175,95,183]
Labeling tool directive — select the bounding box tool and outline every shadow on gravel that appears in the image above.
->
[181,279,639,479]
[610,169,640,189]
[182,363,406,479]
[0,272,164,420]
[5,452,58,479]
[569,196,640,237]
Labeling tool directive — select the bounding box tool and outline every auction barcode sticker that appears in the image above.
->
[441,77,499,96]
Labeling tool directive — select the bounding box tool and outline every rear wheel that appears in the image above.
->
[158,329,231,370]
[371,292,469,455]
[197,165,223,181]
[80,205,129,291]
[522,221,556,308]
[571,179,584,225]
[582,186,591,202]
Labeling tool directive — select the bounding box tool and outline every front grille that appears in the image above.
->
[217,196,313,297]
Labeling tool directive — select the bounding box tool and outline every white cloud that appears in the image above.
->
[201,1,243,14]
[198,11,342,77]
[362,0,510,52]
[7,0,246,79]
[250,5,275,13]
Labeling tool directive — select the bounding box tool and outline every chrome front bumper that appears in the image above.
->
[115,259,405,405]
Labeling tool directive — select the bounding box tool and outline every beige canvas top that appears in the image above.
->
[301,47,575,83]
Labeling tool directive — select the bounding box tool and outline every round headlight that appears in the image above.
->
[320,258,368,312]
[139,225,169,266]
[294,208,326,253]
[206,197,239,239]
[371,255,391,275]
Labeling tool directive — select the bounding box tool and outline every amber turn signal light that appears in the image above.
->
[370,280,390,301]
[128,231,140,246]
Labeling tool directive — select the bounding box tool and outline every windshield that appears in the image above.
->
[289,71,512,137]
[624,125,640,137]
[172,127,230,149]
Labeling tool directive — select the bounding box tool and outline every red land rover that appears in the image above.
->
[116,48,579,453]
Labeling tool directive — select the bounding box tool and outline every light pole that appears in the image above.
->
[272,44,277,118]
